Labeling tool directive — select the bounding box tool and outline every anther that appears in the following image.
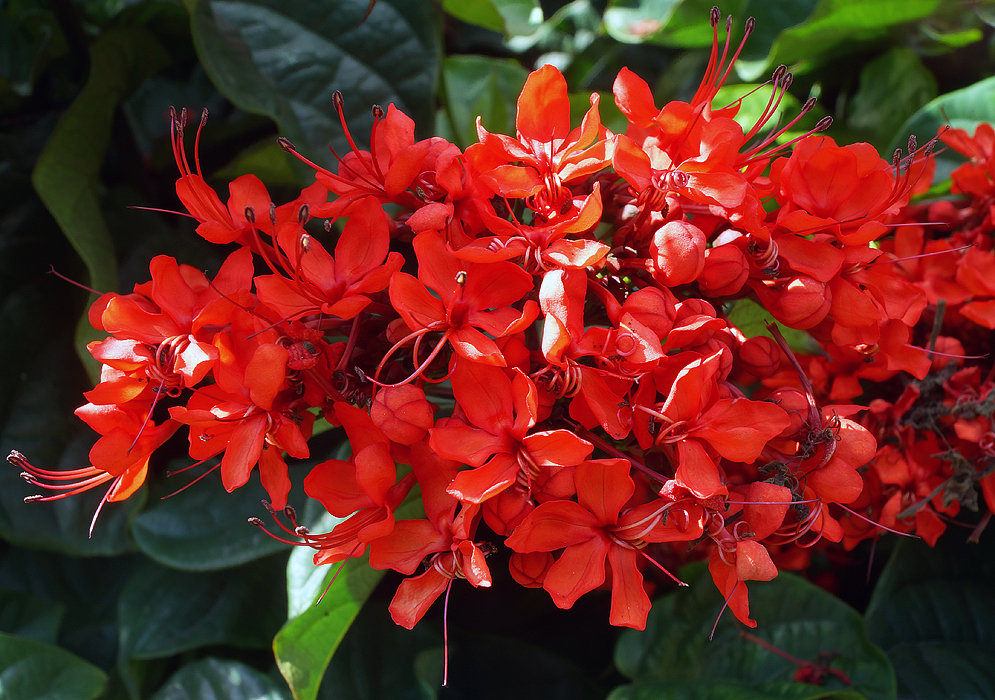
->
[332,91,344,111]
[278,137,297,152]
[248,517,265,526]
[269,203,277,227]
[814,115,833,131]
[372,105,384,119]
[772,65,786,83]
[298,204,310,225]
[324,220,333,232]
[261,499,277,514]
[24,495,44,503]
[908,134,917,154]
[744,16,755,34]
[245,206,256,223]
[801,97,817,113]
[455,271,468,286]
[19,472,33,482]
[200,108,209,127]
[301,234,311,253]
[295,526,310,536]
[7,450,26,466]
[284,505,298,521]
[893,149,903,168]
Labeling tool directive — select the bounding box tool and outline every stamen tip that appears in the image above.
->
[24,495,44,503]
[248,517,265,526]
[7,450,26,466]
[278,137,297,152]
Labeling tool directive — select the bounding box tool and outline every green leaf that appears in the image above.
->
[189,0,442,174]
[30,28,170,383]
[0,588,65,644]
[889,75,995,174]
[0,631,107,700]
[0,5,55,97]
[0,330,142,556]
[131,465,308,571]
[847,48,936,149]
[441,55,528,149]
[148,658,290,700]
[735,0,941,81]
[117,558,285,661]
[865,535,995,700]
[603,0,683,45]
[273,555,385,700]
[275,492,423,700]
[613,569,895,700]
[724,298,820,354]
[316,602,441,700]
[0,550,138,671]
[442,0,505,33]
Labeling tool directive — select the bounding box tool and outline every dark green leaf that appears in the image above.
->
[275,493,422,700]
[847,48,936,149]
[31,28,170,382]
[274,556,385,700]
[0,588,65,644]
[889,75,995,174]
[117,558,285,661]
[131,464,308,571]
[613,569,895,700]
[603,0,683,45]
[189,0,442,174]
[442,0,505,34]
[441,55,528,149]
[886,643,995,700]
[865,535,995,700]
[0,631,107,700]
[724,298,820,354]
[736,0,941,81]
[0,331,142,556]
[316,602,440,700]
[0,551,139,671]
[148,658,290,700]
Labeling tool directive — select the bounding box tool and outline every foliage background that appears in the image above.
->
[1,0,994,698]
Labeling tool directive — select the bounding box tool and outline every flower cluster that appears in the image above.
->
[11,7,993,642]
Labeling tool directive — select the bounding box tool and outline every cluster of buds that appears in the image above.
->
[11,7,992,650]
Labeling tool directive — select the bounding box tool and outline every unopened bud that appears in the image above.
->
[738,336,781,377]
[650,220,706,287]
[698,243,749,297]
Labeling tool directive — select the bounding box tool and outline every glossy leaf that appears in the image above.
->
[30,28,169,382]
[889,75,995,172]
[0,631,107,700]
[0,588,64,644]
[188,0,441,173]
[117,558,285,661]
[865,535,995,700]
[442,0,505,33]
[0,329,141,556]
[613,567,895,700]
[149,658,290,700]
[847,47,936,149]
[131,464,308,571]
[441,55,528,149]
[275,491,422,700]
[735,0,940,81]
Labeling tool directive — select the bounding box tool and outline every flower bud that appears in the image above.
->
[650,220,706,287]
[764,275,831,329]
[370,385,434,445]
[738,336,780,377]
[766,387,810,438]
[698,244,749,296]
[509,552,553,588]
